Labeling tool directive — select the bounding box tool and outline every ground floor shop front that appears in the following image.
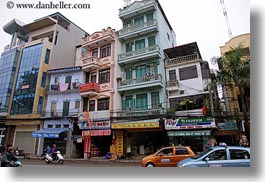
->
[111,119,165,158]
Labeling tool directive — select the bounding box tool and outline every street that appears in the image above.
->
[20,158,140,167]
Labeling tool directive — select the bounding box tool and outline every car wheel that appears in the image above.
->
[146,163,155,167]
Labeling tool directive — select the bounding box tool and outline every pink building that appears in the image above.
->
[79,27,118,158]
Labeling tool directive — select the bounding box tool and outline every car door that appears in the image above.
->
[227,149,250,167]
[174,148,191,165]
[156,147,175,167]
[203,149,230,167]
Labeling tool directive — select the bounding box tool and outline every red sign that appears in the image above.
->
[79,82,100,92]
[84,136,91,153]
[90,130,111,136]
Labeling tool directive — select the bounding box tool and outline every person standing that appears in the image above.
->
[126,145,131,159]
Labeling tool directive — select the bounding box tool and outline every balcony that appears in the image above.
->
[82,28,115,48]
[117,74,163,92]
[79,82,100,97]
[46,82,80,94]
[81,54,101,72]
[118,19,158,40]
[116,108,162,118]
[165,53,200,67]
[118,45,160,64]
[166,80,179,91]
[119,0,156,19]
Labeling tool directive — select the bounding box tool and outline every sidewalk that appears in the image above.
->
[17,155,144,163]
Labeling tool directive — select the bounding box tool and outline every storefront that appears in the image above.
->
[111,119,165,158]
[165,117,216,153]
[78,111,112,158]
[213,122,240,146]
[32,119,72,158]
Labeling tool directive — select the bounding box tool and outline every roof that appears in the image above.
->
[164,42,202,59]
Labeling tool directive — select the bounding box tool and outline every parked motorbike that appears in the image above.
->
[44,151,64,164]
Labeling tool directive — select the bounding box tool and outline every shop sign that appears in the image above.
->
[116,131,123,156]
[90,130,111,136]
[167,130,211,136]
[78,111,110,130]
[111,121,159,129]
[165,117,216,130]
[84,137,91,153]
[217,122,238,130]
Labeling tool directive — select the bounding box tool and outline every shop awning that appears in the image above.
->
[32,128,68,138]
[167,130,211,137]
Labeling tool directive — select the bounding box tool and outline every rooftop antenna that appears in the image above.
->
[124,0,132,7]
[220,0,233,39]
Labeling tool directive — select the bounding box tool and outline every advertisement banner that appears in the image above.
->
[111,120,159,129]
[165,117,216,130]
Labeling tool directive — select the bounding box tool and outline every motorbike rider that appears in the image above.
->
[51,144,57,161]
[1,146,19,167]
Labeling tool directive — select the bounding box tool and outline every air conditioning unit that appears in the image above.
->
[179,90,185,94]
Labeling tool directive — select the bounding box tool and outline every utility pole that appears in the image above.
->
[220,0,233,39]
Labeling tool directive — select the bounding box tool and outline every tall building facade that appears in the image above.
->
[79,27,118,158]
[111,0,176,157]
[164,42,215,152]
[2,12,87,156]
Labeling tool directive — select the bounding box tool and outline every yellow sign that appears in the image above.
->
[111,122,159,129]
[116,132,123,157]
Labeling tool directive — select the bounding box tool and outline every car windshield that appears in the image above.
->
[192,148,213,159]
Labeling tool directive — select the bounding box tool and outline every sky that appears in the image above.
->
[0,0,250,69]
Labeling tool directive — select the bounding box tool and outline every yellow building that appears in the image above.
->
[219,33,250,134]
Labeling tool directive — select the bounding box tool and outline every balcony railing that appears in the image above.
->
[79,82,100,93]
[46,83,80,93]
[82,56,101,66]
[118,45,160,62]
[116,108,162,118]
[119,0,156,17]
[165,53,200,66]
[118,74,162,88]
[166,80,179,87]
[119,19,157,37]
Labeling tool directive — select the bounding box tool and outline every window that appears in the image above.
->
[229,149,250,160]
[99,69,110,84]
[51,102,57,116]
[83,98,88,111]
[47,124,53,128]
[55,124,61,128]
[63,124,69,128]
[179,65,198,80]
[176,148,189,155]
[125,68,132,80]
[62,101,70,116]
[91,72,97,83]
[134,16,144,26]
[54,77,59,84]
[89,100,95,111]
[92,48,98,57]
[146,12,153,21]
[136,93,148,109]
[100,44,111,58]
[158,148,173,156]
[167,33,170,41]
[169,70,177,81]
[37,96,43,114]
[135,39,145,50]
[123,96,134,110]
[151,92,160,108]
[126,42,133,52]
[148,36,156,47]
[65,76,72,90]
[41,72,47,88]
[98,98,109,110]
[207,149,227,160]
[44,49,50,64]
[85,72,90,83]
[75,101,80,109]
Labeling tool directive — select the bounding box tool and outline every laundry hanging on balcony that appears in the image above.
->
[59,83,69,91]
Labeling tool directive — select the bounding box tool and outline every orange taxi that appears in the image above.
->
[141,146,195,167]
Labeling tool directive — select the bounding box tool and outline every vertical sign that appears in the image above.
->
[84,136,91,153]
[116,131,123,157]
